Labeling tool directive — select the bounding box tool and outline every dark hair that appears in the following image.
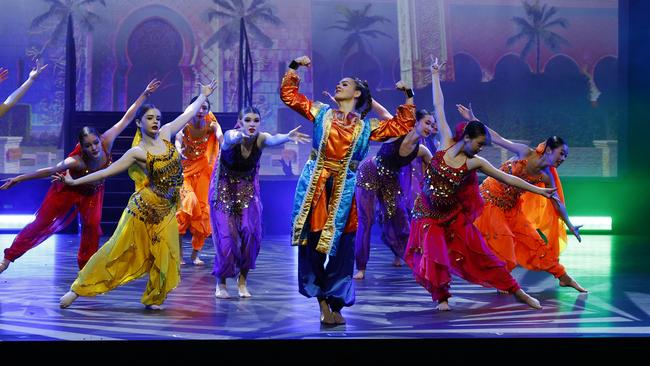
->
[544,136,566,151]
[135,104,158,123]
[458,120,491,144]
[238,106,261,120]
[416,109,431,121]
[352,78,372,119]
[190,95,211,111]
[78,126,100,144]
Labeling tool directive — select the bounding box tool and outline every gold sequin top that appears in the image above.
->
[480,159,544,211]
[181,124,211,161]
[127,140,183,224]
[412,149,470,222]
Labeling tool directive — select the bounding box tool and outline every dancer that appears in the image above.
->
[403,58,556,311]
[281,55,416,325]
[0,79,161,273]
[210,106,309,299]
[457,104,586,292]
[0,60,48,118]
[353,108,436,279]
[175,96,223,266]
[58,79,217,310]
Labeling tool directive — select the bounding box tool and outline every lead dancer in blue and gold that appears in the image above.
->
[280,55,416,326]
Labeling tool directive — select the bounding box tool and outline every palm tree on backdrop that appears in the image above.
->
[204,0,283,49]
[29,0,106,58]
[326,4,391,89]
[327,4,391,59]
[507,0,570,74]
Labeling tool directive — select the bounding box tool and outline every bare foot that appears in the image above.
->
[145,304,163,310]
[353,270,365,280]
[559,274,588,293]
[496,289,509,295]
[319,299,335,326]
[332,311,346,325]
[392,256,402,267]
[437,301,451,311]
[215,284,231,299]
[238,275,251,298]
[191,250,204,266]
[514,289,542,309]
[0,258,10,274]
[59,291,79,309]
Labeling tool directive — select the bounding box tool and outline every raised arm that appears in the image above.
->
[0,60,48,118]
[102,79,161,151]
[456,103,531,158]
[260,126,310,149]
[58,147,145,186]
[417,145,433,165]
[280,56,320,122]
[159,79,217,139]
[369,81,416,141]
[473,156,556,198]
[1,156,81,190]
[430,57,453,148]
[372,99,393,120]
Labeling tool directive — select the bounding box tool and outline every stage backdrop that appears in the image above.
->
[0,0,619,177]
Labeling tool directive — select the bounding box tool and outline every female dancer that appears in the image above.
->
[0,60,48,117]
[353,109,436,279]
[58,80,217,310]
[281,55,416,325]
[175,96,223,266]
[458,104,586,292]
[403,58,556,311]
[0,79,161,273]
[210,106,309,299]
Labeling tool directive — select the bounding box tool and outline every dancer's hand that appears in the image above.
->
[28,59,48,80]
[322,90,338,106]
[570,225,583,243]
[52,171,75,186]
[294,56,311,67]
[286,126,310,144]
[539,186,558,198]
[395,80,411,91]
[200,79,218,97]
[0,177,20,190]
[456,103,478,121]
[430,56,446,75]
[143,78,161,97]
[0,67,8,84]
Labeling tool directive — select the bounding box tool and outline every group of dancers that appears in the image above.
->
[0,55,585,325]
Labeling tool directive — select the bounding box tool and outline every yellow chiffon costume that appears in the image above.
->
[71,134,183,306]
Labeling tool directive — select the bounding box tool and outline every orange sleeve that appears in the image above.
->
[369,104,416,141]
[280,70,317,122]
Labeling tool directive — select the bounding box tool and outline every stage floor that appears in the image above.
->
[0,233,649,341]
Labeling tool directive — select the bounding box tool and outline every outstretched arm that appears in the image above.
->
[58,147,144,186]
[0,60,48,118]
[159,79,217,139]
[102,79,161,151]
[260,126,310,149]
[542,173,582,242]
[430,57,453,148]
[473,156,557,198]
[1,156,81,190]
[456,103,531,158]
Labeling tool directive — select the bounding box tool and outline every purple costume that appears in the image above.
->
[355,135,421,270]
[209,135,263,279]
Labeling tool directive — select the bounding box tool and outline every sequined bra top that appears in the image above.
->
[220,134,262,177]
[127,140,183,224]
[376,135,419,172]
[181,124,211,161]
[480,158,544,211]
[412,148,470,221]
